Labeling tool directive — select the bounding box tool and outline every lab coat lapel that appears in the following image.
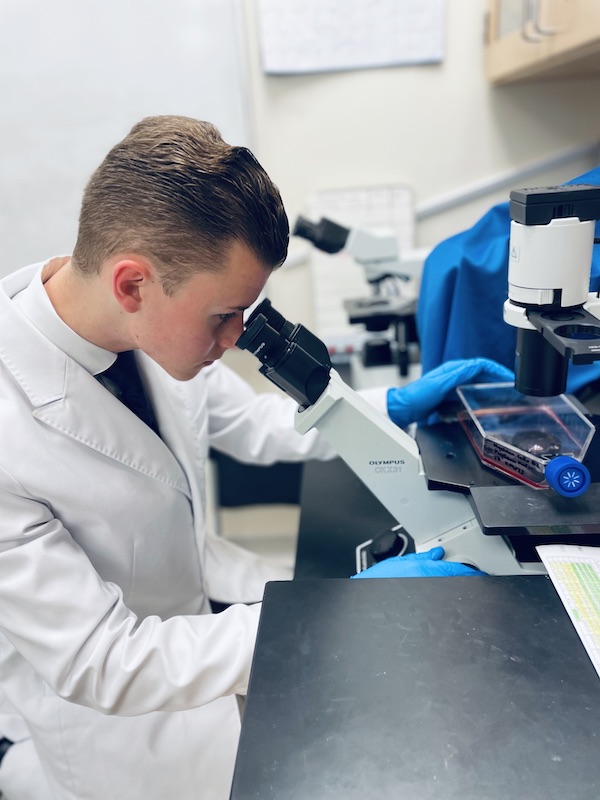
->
[35,359,190,495]
[0,292,190,496]
[137,354,207,513]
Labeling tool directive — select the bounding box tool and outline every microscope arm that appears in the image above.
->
[295,370,533,575]
[585,293,600,323]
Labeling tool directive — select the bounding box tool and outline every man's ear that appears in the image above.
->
[112,259,153,313]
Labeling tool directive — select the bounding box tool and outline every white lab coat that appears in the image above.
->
[0,263,337,800]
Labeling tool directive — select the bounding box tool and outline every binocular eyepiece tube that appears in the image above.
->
[236,299,332,408]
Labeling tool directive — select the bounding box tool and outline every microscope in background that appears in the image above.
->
[293,215,429,388]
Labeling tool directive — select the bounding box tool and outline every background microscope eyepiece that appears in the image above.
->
[292,215,349,254]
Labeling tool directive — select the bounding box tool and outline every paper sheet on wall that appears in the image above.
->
[537,544,600,679]
[305,185,415,354]
[256,0,445,75]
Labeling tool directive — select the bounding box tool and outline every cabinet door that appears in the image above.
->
[543,0,600,76]
[486,0,600,83]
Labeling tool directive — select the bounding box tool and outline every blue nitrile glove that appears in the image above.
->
[387,357,514,428]
[351,547,486,579]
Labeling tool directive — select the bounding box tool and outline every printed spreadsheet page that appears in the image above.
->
[537,544,600,679]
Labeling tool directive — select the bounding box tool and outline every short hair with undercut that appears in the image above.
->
[72,115,289,294]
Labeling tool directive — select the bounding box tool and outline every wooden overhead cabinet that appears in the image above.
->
[486,0,600,84]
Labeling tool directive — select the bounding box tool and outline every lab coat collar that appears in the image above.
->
[0,264,191,496]
[12,259,116,377]
[0,265,66,406]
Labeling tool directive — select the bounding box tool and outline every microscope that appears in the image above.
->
[237,298,531,575]
[237,185,600,576]
[293,215,427,384]
[503,184,600,396]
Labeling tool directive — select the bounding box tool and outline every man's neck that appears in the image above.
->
[42,258,129,352]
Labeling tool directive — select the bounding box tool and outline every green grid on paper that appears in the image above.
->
[553,560,600,644]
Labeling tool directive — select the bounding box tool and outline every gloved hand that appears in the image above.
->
[351,546,486,579]
[387,357,514,428]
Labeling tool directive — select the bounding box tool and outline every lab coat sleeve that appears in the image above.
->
[204,361,337,463]
[0,466,260,716]
[356,386,389,417]
[204,362,391,465]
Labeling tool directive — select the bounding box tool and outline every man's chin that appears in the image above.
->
[163,365,202,382]
[184,360,215,380]
[160,359,218,382]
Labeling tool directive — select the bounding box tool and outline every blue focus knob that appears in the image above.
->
[545,456,591,498]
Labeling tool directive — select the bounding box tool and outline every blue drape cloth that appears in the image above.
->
[417,167,600,393]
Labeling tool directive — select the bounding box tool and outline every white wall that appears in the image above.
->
[1,0,599,329]
[242,0,600,326]
[0,0,250,276]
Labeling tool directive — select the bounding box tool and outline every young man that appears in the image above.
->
[0,115,339,800]
[0,116,510,799]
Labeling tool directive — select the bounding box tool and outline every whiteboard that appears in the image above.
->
[257,0,445,75]
[0,0,250,275]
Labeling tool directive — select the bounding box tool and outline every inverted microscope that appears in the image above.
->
[238,185,600,575]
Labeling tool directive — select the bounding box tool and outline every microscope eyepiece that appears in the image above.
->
[237,301,292,367]
[236,299,332,407]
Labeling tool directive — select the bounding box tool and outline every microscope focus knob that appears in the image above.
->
[545,456,591,498]
[369,526,411,562]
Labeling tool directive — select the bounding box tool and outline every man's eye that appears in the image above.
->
[218,312,237,322]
